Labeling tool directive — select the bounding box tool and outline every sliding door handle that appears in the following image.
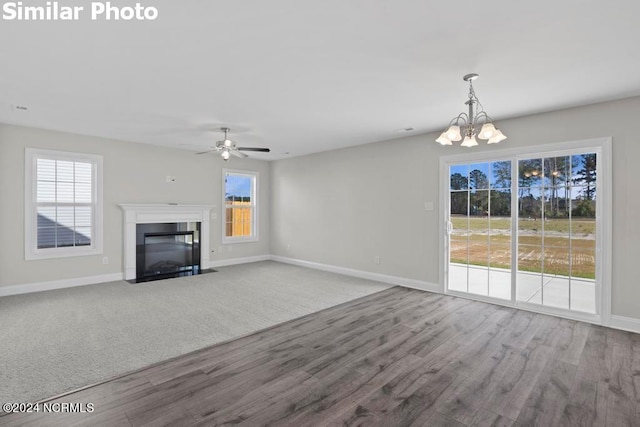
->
[446,221,453,235]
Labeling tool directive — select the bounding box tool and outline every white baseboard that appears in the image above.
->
[207,255,272,269]
[270,256,640,335]
[0,273,123,298]
[0,256,273,298]
[270,255,440,293]
[3,256,639,336]
[610,315,640,334]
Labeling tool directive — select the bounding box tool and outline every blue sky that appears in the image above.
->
[225,175,251,198]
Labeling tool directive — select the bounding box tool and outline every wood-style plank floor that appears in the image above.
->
[1,287,639,426]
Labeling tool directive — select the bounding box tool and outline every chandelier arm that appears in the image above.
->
[449,112,469,127]
[473,111,491,125]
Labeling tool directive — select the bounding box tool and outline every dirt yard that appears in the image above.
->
[450,216,596,279]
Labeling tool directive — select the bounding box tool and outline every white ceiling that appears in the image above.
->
[2,0,639,160]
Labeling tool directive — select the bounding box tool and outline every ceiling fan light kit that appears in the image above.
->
[436,74,507,147]
[196,127,270,161]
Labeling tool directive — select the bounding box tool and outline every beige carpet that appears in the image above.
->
[0,261,392,404]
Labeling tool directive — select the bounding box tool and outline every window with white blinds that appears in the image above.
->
[25,148,103,260]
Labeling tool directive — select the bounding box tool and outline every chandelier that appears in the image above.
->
[436,73,507,147]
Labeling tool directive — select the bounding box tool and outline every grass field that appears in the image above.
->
[450,216,596,279]
[451,216,595,235]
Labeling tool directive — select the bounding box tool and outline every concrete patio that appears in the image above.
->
[448,263,596,314]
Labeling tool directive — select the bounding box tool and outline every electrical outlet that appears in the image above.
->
[102,256,109,265]
[424,201,434,211]
[165,175,176,183]
[374,256,380,265]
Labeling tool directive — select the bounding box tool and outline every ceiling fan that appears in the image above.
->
[196,127,270,161]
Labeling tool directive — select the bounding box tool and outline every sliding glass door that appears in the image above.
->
[448,161,512,300]
[444,141,606,320]
[516,154,597,312]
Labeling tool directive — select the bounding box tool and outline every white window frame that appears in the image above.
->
[25,148,103,260]
[439,137,612,326]
[222,169,259,244]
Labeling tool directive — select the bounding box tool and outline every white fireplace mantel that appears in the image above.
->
[119,204,215,280]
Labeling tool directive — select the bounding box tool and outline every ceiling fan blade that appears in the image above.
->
[237,147,271,152]
[195,149,216,155]
[230,149,248,158]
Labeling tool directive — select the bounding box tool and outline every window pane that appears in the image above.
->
[37,159,56,181]
[543,218,570,249]
[543,248,570,277]
[518,245,543,275]
[450,165,469,190]
[450,237,468,265]
[571,275,596,313]
[490,243,511,270]
[225,174,252,203]
[571,242,595,279]
[37,228,56,249]
[571,153,597,189]
[56,206,74,228]
[56,182,74,203]
[75,227,92,246]
[544,156,571,187]
[450,192,468,216]
[571,186,596,215]
[75,182,92,203]
[542,275,569,310]
[468,265,488,296]
[56,160,74,182]
[470,190,489,217]
[75,162,92,183]
[37,181,56,203]
[490,161,511,189]
[490,189,511,217]
[469,163,489,190]
[56,225,75,247]
[519,158,543,187]
[518,244,542,304]
[545,186,570,219]
[37,207,56,227]
[75,206,92,227]
[518,186,543,221]
[449,263,468,293]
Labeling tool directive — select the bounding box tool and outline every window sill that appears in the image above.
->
[222,237,259,245]
[26,247,103,261]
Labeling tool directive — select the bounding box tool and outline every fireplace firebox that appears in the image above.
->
[135,222,201,282]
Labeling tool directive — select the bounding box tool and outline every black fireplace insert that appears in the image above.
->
[135,222,202,282]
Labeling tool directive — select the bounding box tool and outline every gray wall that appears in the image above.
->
[271,96,640,319]
[0,124,270,287]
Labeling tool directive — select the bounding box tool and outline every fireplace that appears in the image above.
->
[119,204,214,281]
[136,222,201,282]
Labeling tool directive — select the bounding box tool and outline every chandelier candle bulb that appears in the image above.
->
[445,125,462,141]
[461,134,478,148]
[479,123,497,139]
[436,74,507,147]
